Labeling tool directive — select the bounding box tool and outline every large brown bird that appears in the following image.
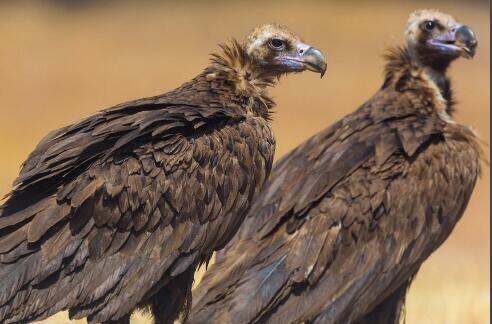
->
[0,24,326,324]
[190,10,482,324]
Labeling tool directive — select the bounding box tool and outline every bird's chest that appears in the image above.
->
[403,138,479,202]
[170,118,275,255]
[380,137,480,245]
[207,119,275,250]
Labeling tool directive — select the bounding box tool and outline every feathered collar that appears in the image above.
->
[208,40,276,118]
[382,46,455,117]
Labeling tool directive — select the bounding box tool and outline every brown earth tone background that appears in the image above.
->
[0,1,489,323]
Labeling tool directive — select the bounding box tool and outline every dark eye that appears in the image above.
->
[424,20,436,31]
[269,38,285,50]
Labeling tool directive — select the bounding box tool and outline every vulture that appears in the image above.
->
[190,9,482,324]
[0,24,326,324]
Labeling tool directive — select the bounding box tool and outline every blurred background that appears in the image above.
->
[0,1,489,323]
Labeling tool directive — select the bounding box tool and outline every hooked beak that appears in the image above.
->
[428,24,478,59]
[455,25,478,59]
[277,43,327,78]
[301,46,328,77]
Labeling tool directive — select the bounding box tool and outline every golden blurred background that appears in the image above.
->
[0,1,489,323]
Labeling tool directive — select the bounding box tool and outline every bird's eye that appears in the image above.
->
[269,38,285,50]
[424,21,436,31]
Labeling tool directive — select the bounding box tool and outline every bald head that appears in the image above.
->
[406,9,457,36]
[405,9,478,67]
[242,24,327,77]
[244,24,301,55]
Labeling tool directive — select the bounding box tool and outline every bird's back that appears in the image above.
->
[0,70,275,323]
[190,63,482,324]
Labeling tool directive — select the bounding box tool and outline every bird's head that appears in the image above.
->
[405,9,478,66]
[243,24,327,78]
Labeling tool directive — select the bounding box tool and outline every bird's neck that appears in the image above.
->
[408,44,454,74]
[383,46,455,118]
[208,40,276,117]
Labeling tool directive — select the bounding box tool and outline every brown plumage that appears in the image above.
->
[0,24,326,324]
[190,10,482,324]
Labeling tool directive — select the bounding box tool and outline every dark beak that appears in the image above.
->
[302,47,327,78]
[455,25,478,59]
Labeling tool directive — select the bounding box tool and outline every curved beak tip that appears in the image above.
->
[456,25,478,59]
[302,46,327,77]
[465,47,476,59]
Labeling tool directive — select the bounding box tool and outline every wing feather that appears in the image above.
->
[190,87,480,324]
[0,88,274,323]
